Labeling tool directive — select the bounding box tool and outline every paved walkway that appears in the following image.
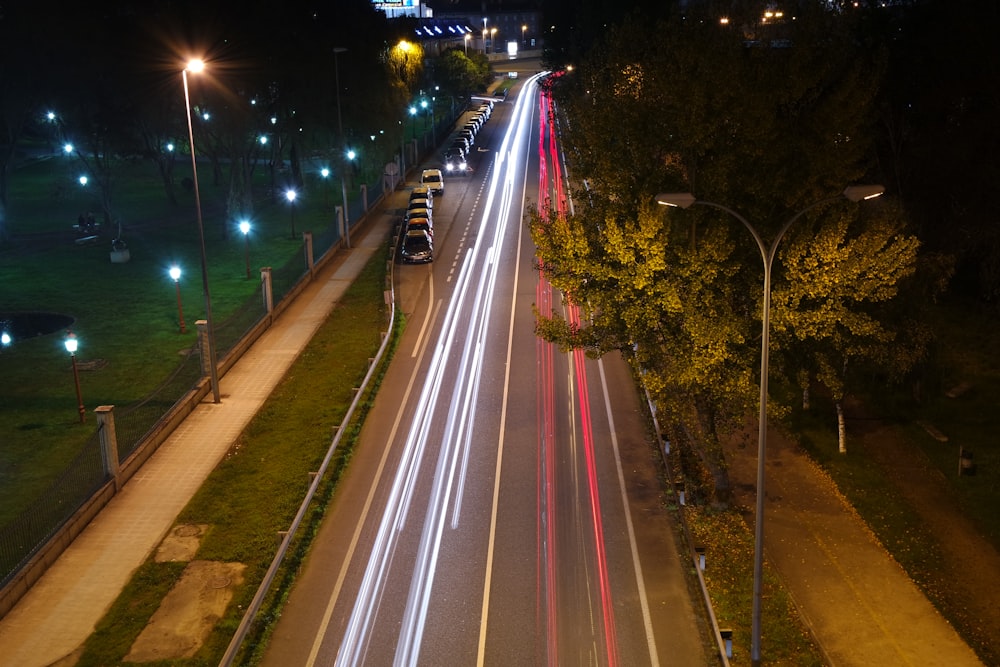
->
[0,190,403,667]
[725,428,984,666]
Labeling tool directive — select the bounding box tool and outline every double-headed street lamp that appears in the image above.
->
[182,58,220,403]
[168,265,186,333]
[64,331,85,423]
[656,184,884,667]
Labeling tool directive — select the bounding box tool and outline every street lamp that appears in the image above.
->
[64,331,85,423]
[464,33,471,55]
[342,149,356,248]
[321,167,331,210]
[656,184,884,667]
[182,57,221,403]
[522,24,527,46]
[285,188,297,239]
[239,221,251,278]
[169,265,187,333]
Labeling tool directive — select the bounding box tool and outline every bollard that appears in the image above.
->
[720,628,733,658]
[695,546,706,571]
[675,480,686,506]
[959,447,976,476]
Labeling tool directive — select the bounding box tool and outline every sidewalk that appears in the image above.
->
[0,191,403,667]
[724,428,984,666]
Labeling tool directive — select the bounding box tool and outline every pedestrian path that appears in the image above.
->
[0,194,403,667]
[724,429,984,666]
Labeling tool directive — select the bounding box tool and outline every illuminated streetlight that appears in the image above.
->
[78,175,88,186]
[285,188,297,239]
[464,33,471,55]
[239,221,251,278]
[63,143,74,154]
[182,57,220,403]
[168,265,187,333]
[522,24,527,45]
[342,149,356,248]
[64,331,85,423]
[656,184,885,667]
[321,167,331,209]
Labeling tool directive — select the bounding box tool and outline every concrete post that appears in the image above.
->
[261,267,273,315]
[303,231,314,277]
[95,405,122,491]
[195,320,212,379]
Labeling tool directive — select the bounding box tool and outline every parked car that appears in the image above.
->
[405,218,433,237]
[410,185,434,202]
[451,137,470,154]
[458,129,475,146]
[407,196,433,212]
[420,169,444,196]
[401,229,433,263]
[405,207,432,225]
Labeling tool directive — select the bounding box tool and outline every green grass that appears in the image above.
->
[74,241,399,666]
[686,507,824,667]
[0,156,335,524]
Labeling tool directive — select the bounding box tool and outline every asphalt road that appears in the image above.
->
[261,73,713,667]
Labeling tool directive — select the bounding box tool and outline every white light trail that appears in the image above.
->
[336,73,548,666]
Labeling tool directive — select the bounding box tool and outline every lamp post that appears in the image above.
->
[169,265,187,333]
[522,24,527,46]
[656,184,884,667]
[182,58,220,403]
[342,149,356,248]
[464,33,471,55]
[321,167,331,210]
[482,18,488,54]
[285,188,297,239]
[239,220,251,278]
[64,331,85,423]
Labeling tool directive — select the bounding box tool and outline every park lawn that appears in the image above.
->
[0,156,334,524]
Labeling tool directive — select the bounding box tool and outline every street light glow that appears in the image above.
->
[285,189,297,203]
[169,265,181,282]
[182,56,220,401]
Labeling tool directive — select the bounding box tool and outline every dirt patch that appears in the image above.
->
[154,523,209,563]
[124,560,246,663]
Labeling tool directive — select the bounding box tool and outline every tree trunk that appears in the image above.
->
[836,400,847,454]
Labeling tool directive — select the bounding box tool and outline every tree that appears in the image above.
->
[535,5,898,502]
[771,198,923,453]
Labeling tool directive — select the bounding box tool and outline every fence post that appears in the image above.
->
[94,405,122,492]
[361,183,369,213]
[195,320,212,379]
[261,267,273,315]
[303,231,314,277]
